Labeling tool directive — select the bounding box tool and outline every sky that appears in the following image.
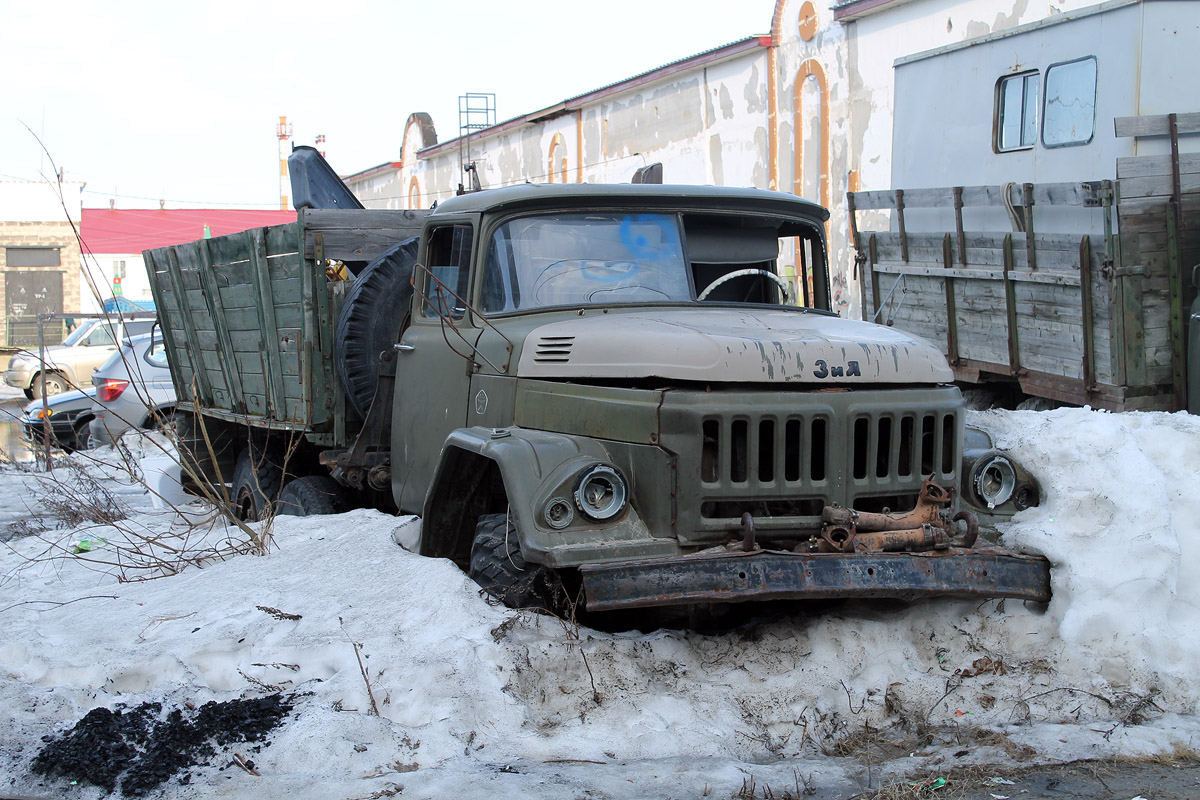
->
[1,0,775,211]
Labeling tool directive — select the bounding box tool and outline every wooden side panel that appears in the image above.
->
[1115,138,1200,408]
[143,221,326,427]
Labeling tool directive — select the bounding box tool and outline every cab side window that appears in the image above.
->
[423,225,474,319]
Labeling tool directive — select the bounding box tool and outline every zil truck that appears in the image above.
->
[145,151,1049,614]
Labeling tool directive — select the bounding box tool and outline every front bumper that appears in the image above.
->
[21,418,77,448]
[580,543,1051,611]
[5,363,34,389]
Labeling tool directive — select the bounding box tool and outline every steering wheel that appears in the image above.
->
[697,269,791,303]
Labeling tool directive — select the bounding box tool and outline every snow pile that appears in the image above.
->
[0,408,1198,799]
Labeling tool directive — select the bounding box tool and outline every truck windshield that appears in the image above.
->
[481,213,691,313]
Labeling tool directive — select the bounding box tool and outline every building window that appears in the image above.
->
[995,71,1039,152]
[1042,56,1097,148]
[5,247,61,267]
[114,260,126,278]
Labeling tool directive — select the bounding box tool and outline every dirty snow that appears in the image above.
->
[0,406,1198,799]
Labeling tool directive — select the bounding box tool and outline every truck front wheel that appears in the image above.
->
[469,513,561,612]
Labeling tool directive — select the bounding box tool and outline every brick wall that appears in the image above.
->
[0,220,84,346]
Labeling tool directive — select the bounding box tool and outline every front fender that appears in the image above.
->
[421,426,676,568]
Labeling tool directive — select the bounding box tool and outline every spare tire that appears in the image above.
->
[335,236,419,419]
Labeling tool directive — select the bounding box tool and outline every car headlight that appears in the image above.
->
[573,464,627,522]
[972,455,1016,509]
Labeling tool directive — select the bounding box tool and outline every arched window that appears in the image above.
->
[793,59,829,211]
[548,133,568,183]
[409,177,422,209]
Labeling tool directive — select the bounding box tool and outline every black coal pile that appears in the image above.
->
[31,694,293,795]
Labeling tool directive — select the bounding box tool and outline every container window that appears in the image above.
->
[995,71,1039,152]
[1042,57,1097,148]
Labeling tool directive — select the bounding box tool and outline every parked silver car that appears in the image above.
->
[4,317,157,398]
[87,333,176,447]
[20,387,101,452]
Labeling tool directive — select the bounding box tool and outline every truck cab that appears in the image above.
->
[398,185,1042,611]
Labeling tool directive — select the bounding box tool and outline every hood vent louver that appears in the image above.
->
[534,335,575,363]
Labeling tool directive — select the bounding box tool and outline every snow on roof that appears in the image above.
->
[80,208,297,254]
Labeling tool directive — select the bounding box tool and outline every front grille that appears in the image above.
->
[659,387,963,544]
[850,412,957,481]
[701,414,829,486]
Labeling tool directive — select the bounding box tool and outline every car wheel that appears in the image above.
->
[31,373,69,399]
[469,513,562,611]
[73,418,93,451]
[231,446,285,521]
[276,476,346,517]
[22,388,33,400]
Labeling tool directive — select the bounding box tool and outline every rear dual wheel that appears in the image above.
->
[231,447,285,521]
[276,476,346,517]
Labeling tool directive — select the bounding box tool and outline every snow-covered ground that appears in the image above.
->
[1,406,1198,799]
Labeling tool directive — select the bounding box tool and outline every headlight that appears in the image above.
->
[573,464,627,521]
[543,496,575,530]
[973,455,1016,509]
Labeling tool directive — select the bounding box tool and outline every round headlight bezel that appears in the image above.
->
[973,455,1017,509]
[543,496,575,530]
[572,464,628,522]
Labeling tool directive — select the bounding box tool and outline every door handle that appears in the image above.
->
[394,343,415,352]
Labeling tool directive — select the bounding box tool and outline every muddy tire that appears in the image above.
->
[469,513,562,611]
[31,372,69,399]
[334,236,419,419]
[231,447,284,521]
[276,476,346,517]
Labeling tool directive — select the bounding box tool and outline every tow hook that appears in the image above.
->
[818,479,979,553]
[740,512,758,552]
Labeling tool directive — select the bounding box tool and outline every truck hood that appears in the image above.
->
[515,308,953,384]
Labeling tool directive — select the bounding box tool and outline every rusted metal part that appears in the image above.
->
[740,512,757,552]
[580,543,1052,611]
[817,479,976,553]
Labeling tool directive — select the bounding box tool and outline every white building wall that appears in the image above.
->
[346,0,1169,322]
[78,252,153,314]
[0,180,83,222]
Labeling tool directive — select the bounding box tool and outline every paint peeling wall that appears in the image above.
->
[348,50,773,214]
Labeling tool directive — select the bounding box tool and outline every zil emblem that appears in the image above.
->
[813,359,861,379]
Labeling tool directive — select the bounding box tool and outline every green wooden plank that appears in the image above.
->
[216,283,260,310]
[196,237,247,412]
[162,247,216,406]
[267,253,304,283]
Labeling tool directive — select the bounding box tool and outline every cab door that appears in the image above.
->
[392,220,479,512]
